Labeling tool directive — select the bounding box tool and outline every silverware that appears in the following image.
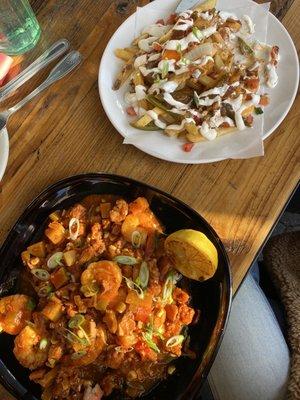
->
[0,39,70,103]
[0,51,82,132]
[175,0,200,14]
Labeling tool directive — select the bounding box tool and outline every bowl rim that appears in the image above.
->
[0,172,232,400]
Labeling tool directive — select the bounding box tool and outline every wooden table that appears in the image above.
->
[0,0,299,397]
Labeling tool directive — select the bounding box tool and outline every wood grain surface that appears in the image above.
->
[0,0,299,397]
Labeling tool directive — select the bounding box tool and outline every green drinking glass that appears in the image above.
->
[0,0,41,55]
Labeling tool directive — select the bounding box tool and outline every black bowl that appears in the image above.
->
[0,173,231,400]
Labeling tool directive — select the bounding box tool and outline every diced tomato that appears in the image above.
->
[162,49,181,62]
[134,307,150,323]
[0,53,13,85]
[126,106,137,116]
[183,143,194,152]
[245,93,252,101]
[156,18,165,25]
[153,42,163,52]
[259,95,270,106]
[166,13,177,25]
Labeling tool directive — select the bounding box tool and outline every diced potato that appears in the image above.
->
[193,0,216,12]
[63,250,77,267]
[217,126,237,136]
[165,127,185,137]
[42,298,63,322]
[21,250,31,265]
[50,267,69,289]
[27,241,46,258]
[99,203,111,219]
[185,122,205,143]
[114,48,134,62]
[45,222,65,245]
[49,211,60,222]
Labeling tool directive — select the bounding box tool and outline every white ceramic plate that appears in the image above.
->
[0,128,9,180]
[99,0,299,164]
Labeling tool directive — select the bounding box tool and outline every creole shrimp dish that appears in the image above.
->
[114,0,279,150]
[0,195,219,400]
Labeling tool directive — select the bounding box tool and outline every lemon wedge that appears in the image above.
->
[164,229,218,281]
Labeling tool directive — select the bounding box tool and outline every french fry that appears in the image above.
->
[193,0,217,12]
[198,75,217,88]
[113,62,133,90]
[114,48,134,62]
[158,29,173,44]
[133,107,164,128]
[133,70,144,86]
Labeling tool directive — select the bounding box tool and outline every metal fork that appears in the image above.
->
[0,50,82,132]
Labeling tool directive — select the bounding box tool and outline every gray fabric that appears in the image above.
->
[208,274,290,400]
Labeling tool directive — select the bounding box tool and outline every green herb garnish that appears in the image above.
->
[254,107,263,115]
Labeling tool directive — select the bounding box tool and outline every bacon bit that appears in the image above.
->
[166,13,177,25]
[126,106,137,116]
[193,116,203,125]
[153,42,163,52]
[162,49,181,62]
[156,18,165,25]
[145,233,155,258]
[259,95,270,106]
[183,143,194,152]
[270,45,279,65]
[245,93,252,101]
[244,77,259,92]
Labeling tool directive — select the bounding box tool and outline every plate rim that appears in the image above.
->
[98,0,299,164]
[0,172,232,400]
[0,129,9,181]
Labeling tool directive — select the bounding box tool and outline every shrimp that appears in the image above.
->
[81,261,122,310]
[110,199,129,223]
[0,294,34,335]
[63,325,106,367]
[14,325,49,369]
[121,197,162,243]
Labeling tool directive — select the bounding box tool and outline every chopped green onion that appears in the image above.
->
[71,350,87,360]
[131,231,142,248]
[192,26,203,40]
[138,261,149,289]
[26,298,36,311]
[68,314,85,329]
[114,255,138,265]
[162,270,181,303]
[161,61,169,79]
[47,252,64,270]
[31,268,50,281]
[65,328,89,346]
[176,42,182,57]
[39,338,48,350]
[254,107,263,115]
[166,335,185,347]
[69,218,80,240]
[181,57,191,66]
[142,332,160,353]
[80,282,99,297]
[123,276,144,299]
[78,325,91,345]
[193,91,200,108]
